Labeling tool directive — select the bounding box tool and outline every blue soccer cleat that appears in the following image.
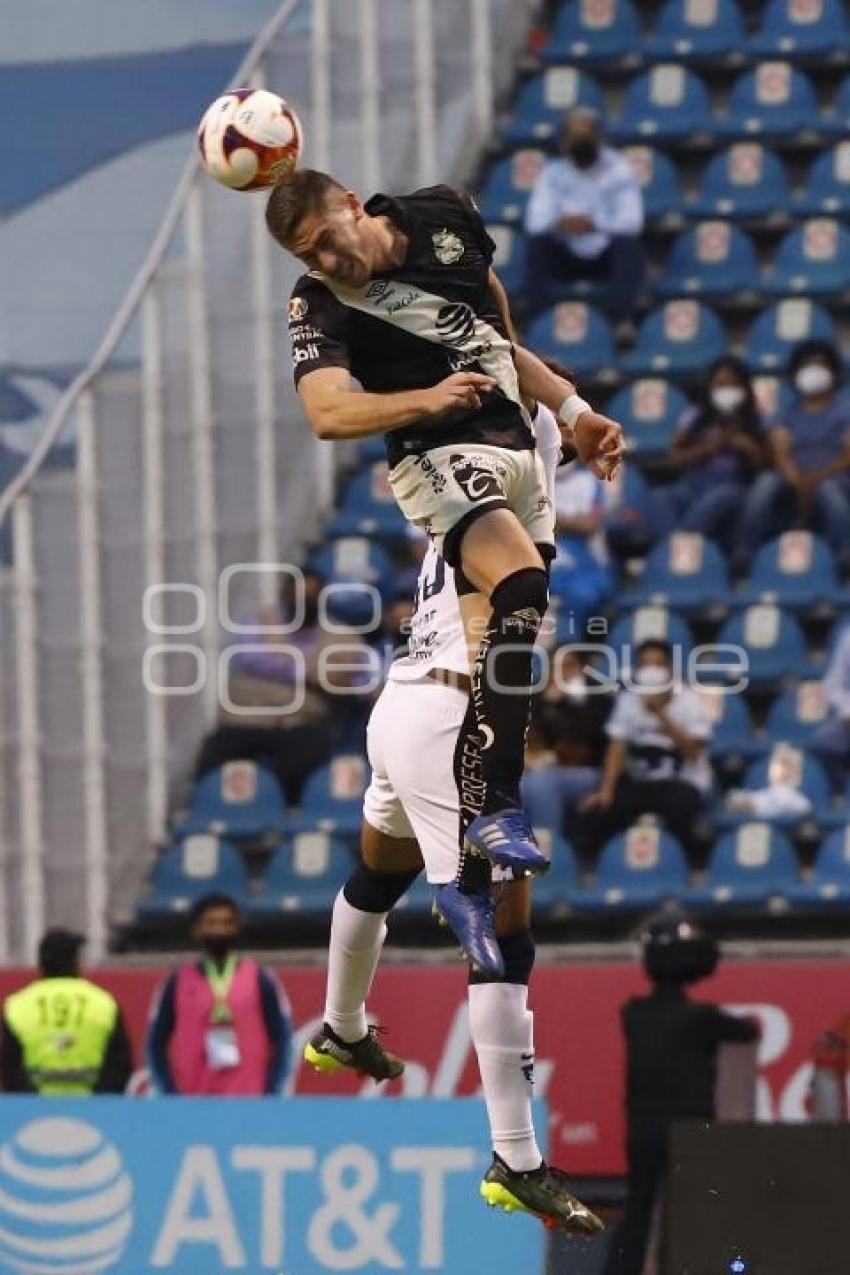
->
[434,883,504,978]
[464,809,550,876]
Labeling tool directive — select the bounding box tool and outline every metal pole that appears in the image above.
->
[13,495,46,960]
[185,187,220,726]
[470,0,494,146]
[76,388,109,961]
[359,0,381,190]
[414,0,438,188]
[312,0,332,171]
[141,288,169,845]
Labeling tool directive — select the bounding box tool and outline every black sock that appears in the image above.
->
[471,567,548,817]
[453,696,491,893]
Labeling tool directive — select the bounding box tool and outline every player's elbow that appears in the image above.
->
[305,403,344,440]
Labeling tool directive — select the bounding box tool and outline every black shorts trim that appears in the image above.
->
[442,498,510,567]
[535,540,556,566]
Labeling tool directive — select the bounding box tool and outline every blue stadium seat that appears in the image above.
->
[529,830,582,919]
[542,0,644,67]
[503,67,604,146]
[176,762,287,841]
[713,604,811,686]
[795,142,850,215]
[766,681,831,746]
[721,62,819,139]
[294,754,369,836]
[137,835,249,919]
[741,531,844,609]
[622,146,684,224]
[606,379,688,457]
[329,462,407,539]
[722,746,833,830]
[691,143,791,220]
[603,463,663,558]
[749,0,850,59]
[611,65,714,142]
[765,218,850,296]
[355,435,389,465]
[311,536,395,593]
[526,303,616,377]
[743,298,837,371]
[251,831,353,916]
[627,533,732,613]
[608,606,695,676]
[624,301,726,376]
[477,149,547,226]
[489,223,524,296]
[688,823,798,909]
[786,826,850,908]
[658,222,760,298]
[835,74,850,131]
[698,685,765,765]
[573,823,689,911]
[647,0,747,62]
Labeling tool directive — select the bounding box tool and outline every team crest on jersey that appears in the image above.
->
[432,228,464,265]
[289,296,308,321]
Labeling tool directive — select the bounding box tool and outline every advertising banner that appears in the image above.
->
[0,1098,543,1275]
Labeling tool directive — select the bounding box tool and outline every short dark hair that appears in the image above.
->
[190,893,240,925]
[265,169,346,249]
[39,928,84,978]
[636,638,673,664]
[788,339,842,384]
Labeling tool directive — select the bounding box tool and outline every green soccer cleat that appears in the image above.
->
[303,1022,405,1082]
[480,1155,605,1235]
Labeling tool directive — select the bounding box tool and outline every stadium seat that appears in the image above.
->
[795,142,850,215]
[137,835,249,919]
[251,831,353,916]
[786,826,850,908]
[713,604,812,686]
[488,224,524,296]
[623,301,726,376]
[294,754,369,835]
[542,0,644,67]
[647,0,748,62]
[657,221,760,298]
[764,218,850,296]
[477,149,546,226]
[355,435,389,465]
[529,830,582,919]
[741,531,844,609]
[502,67,604,146]
[718,746,834,831]
[310,536,395,594]
[329,462,408,538]
[611,65,714,142]
[608,606,695,676]
[698,685,765,765]
[691,143,791,220]
[605,379,688,458]
[743,298,836,371]
[623,147,685,224]
[573,823,689,912]
[766,681,831,746]
[834,74,850,131]
[721,62,819,140]
[626,533,732,614]
[603,463,662,559]
[688,822,798,909]
[526,303,616,377]
[176,762,288,841]
[749,0,850,60]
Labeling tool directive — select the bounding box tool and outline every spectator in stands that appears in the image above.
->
[1,929,132,1095]
[553,457,616,637]
[735,340,850,564]
[665,357,767,552]
[810,624,850,791]
[523,107,644,329]
[147,894,291,1096]
[522,647,614,833]
[574,639,712,864]
[195,566,375,803]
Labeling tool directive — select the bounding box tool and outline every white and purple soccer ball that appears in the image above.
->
[197,88,303,191]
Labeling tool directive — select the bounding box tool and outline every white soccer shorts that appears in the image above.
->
[363,677,469,884]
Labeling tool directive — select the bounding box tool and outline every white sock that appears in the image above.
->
[323,890,387,1043]
[468,981,542,1172]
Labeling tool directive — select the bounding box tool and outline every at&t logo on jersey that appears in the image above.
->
[436,302,476,345]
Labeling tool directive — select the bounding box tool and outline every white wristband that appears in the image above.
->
[558,394,592,429]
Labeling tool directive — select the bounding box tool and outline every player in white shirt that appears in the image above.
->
[304,399,603,1237]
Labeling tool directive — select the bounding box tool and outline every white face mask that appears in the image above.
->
[795,364,833,397]
[711,386,746,415]
[633,665,671,692]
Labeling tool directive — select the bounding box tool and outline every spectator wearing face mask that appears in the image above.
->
[664,357,767,552]
[574,640,713,865]
[735,340,850,564]
[523,107,644,328]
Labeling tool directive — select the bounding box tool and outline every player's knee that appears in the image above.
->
[490,567,549,625]
[343,863,420,913]
[468,928,536,986]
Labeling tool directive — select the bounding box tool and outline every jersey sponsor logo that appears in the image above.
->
[414,452,448,494]
[366,279,393,302]
[449,453,504,502]
[436,302,476,345]
[448,340,494,372]
[289,296,309,321]
[292,343,321,364]
[432,228,465,264]
[291,324,323,343]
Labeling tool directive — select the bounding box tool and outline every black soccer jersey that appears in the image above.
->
[288,185,535,469]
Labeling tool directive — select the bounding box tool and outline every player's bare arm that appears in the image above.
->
[297,365,497,440]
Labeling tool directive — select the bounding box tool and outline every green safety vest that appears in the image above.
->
[4,977,118,1096]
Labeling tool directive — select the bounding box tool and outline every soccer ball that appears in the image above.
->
[197,88,303,191]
